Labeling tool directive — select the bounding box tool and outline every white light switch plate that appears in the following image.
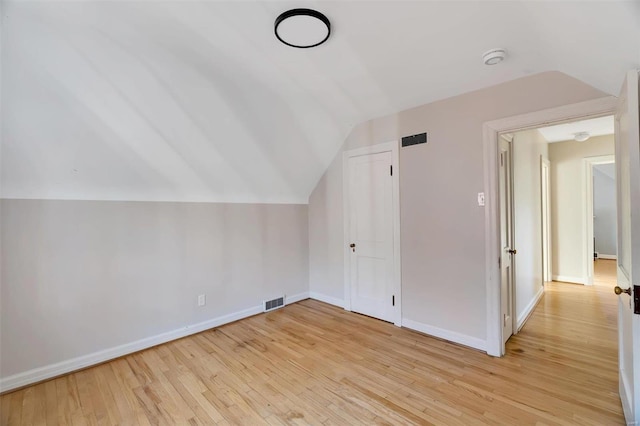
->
[477,192,485,206]
[198,294,206,307]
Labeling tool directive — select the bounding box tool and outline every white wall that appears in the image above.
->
[549,135,615,283]
[512,129,547,326]
[0,200,308,383]
[309,71,607,348]
[593,164,617,256]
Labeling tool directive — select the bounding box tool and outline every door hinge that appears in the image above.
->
[634,285,640,315]
[503,314,507,326]
[392,295,395,306]
[498,256,501,269]
[390,165,393,176]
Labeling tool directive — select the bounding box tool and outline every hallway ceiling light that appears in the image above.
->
[482,48,507,65]
[574,131,591,142]
[275,9,331,48]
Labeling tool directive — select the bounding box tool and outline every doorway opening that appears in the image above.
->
[482,96,618,356]
[589,159,618,287]
[497,115,616,347]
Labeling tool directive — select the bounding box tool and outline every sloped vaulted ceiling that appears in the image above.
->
[2,1,639,203]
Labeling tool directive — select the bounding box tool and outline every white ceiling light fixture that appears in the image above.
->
[482,48,507,65]
[275,9,331,48]
[574,131,591,142]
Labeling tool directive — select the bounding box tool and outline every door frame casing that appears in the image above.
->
[343,141,402,326]
[499,134,518,341]
[584,155,616,285]
[541,156,552,283]
[483,96,617,356]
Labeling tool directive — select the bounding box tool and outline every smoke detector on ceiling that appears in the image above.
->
[483,48,507,65]
[574,132,591,142]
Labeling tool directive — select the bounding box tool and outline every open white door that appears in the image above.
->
[614,69,640,424]
[499,137,515,345]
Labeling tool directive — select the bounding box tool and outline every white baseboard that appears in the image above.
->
[597,254,617,260]
[286,291,310,304]
[309,291,344,308]
[552,275,586,285]
[0,291,310,393]
[401,318,486,352]
[517,286,544,331]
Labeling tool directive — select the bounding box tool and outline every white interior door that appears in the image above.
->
[615,69,640,424]
[499,137,515,344]
[541,157,552,283]
[348,151,395,322]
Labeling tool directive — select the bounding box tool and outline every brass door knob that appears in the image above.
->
[614,286,632,296]
[508,249,517,255]
[349,243,356,252]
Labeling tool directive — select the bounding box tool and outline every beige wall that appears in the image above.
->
[309,71,606,344]
[549,135,615,282]
[1,200,308,378]
[512,129,548,325]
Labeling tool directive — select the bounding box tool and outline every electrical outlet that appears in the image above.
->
[197,294,206,307]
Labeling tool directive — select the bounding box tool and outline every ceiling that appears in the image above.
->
[538,116,615,143]
[2,1,639,203]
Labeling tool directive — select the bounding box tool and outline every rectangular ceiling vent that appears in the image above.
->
[264,296,285,312]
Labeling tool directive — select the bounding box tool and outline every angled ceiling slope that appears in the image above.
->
[2,1,639,203]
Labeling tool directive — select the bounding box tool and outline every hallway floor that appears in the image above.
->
[593,258,617,287]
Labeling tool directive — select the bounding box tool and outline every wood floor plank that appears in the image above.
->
[43,381,57,426]
[0,261,625,424]
[6,392,23,425]
[19,388,35,425]
[0,391,10,425]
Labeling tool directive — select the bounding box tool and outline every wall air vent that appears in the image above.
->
[402,132,427,148]
[264,296,285,312]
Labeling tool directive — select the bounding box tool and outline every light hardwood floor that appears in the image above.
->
[1,281,623,425]
[594,259,617,287]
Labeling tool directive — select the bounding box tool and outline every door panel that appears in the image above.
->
[348,151,394,322]
[355,256,386,299]
[615,69,640,424]
[499,137,515,344]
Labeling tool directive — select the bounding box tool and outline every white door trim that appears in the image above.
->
[499,136,517,342]
[343,141,402,326]
[541,156,552,283]
[584,155,616,285]
[483,96,617,357]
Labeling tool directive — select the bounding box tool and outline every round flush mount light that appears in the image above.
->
[275,9,331,48]
[483,48,507,65]
[574,131,591,142]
